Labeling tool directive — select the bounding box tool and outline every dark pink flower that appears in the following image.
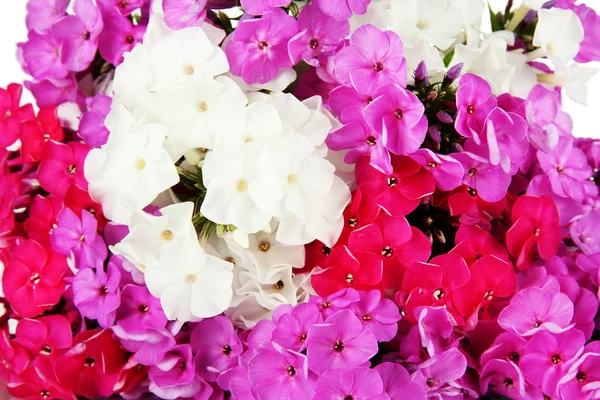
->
[411,349,467,395]
[558,342,600,399]
[98,7,145,66]
[350,290,401,341]
[374,362,426,400]
[162,0,207,30]
[452,151,511,203]
[0,83,35,147]
[335,25,406,95]
[97,0,145,16]
[313,0,371,22]
[37,141,90,198]
[479,359,528,400]
[72,262,121,328]
[21,31,69,80]
[0,330,29,382]
[26,0,70,32]
[455,73,496,142]
[14,315,73,358]
[410,148,464,192]
[78,94,111,147]
[313,367,387,399]
[241,0,290,16]
[272,303,323,352]
[116,284,168,332]
[148,345,209,399]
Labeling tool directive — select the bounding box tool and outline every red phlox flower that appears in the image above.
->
[401,253,470,323]
[0,83,35,147]
[37,141,90,197]
[0,330,29,383]
[2,239,68,318]
[356,155,435,217]
[311,246,383,297]
[55,329,127,399]
[448,186,506,231]
[14,315,73,359]
[23,195,63,248]
[20,106,64,163]
[338,187,381,245]
[506,195,561,270]
[64,184,107,230]
[453,255,516,326]
[7,356,76,400]
[113,358,149,396]
[451,224,508,265]
[348,212,430,290]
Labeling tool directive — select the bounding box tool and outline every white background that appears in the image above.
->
[1,1,599,138]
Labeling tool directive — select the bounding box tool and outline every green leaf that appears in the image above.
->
[443,51,454,67]
[489,5,502,32]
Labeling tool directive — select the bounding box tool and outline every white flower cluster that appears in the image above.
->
[85,20,350,323]
[359,0,595,101]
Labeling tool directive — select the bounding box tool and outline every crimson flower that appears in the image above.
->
[0,331,29,382]
[7,357,76,400]
[338,187,381,244]
[311,246,383,297]
[37,141,90,198]
[451,224,508,265]
[401,254,470,322]
[2,239,68,318]
[348,212,430,290]
[448,186,506,231]
[23,195,63,248]
[0,83,35,147]
[355,155,435,217]
[64,184,106,230]
[453,255,516,322]
[14,315,73,358]
[506,195,561,270]
[20,106,64,163]
[55,329,127,399]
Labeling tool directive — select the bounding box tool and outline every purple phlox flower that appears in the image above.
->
[98,6,146,66]
[480,332,528,371]
[149,344,210,400]
[571,4,600,63]
[544,256,584,302]
[571,210,600,255]
[51,0,104,71]
[328,85,373,117]
[411,348,467,395]
[216,360,256,400]
[537,136,597,202]
[308,288,360,319]
[335,25,407,95]
[451,152,511,203]
[247,319,277,349]
[410,148,464,192]
[436,111,453,124]
[241,0,290,16]
[527,175,584,227]
[398,325,428,364]
[78,94,111,148]
[313,367,388,400]
[25,75,79,108]
[191,316,243,382]
[289,4,349,66]
[112,324,176,366]
[414,61,429,87]
[51,207,107,269]
[313,0,371,22]
[306,309,378,375]
[117,284,167,331]
[571,287,599,340]
[374,362,426,400]
[326,106,392,174]
[416,306,456,357]
[477,107,529,175]
[247,343,315,400]
[446,62,463,82]
[111,254,145,285]
[479,359,529,400]
[162,0,207,30]
[363,84,427,155]
[272,303,323,352]
[558,343,600,399]
[520,329,586,398]
[455,73,497,143]
[72,261,121,328]
[21,31,69,80]
[497,92,526,118]
[525,85,572,153]
[351,290,401,342]
[575,252,600,288]
[26,0,70,33]
[97,0,145,16]
[498,287,574,336]
[225,9,299,85]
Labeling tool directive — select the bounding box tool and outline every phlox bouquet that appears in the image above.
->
[1,0,600,399]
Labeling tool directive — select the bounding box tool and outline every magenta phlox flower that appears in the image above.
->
[21,31,69,80]
[241,0,290,16]
[328,85,373,117]
[308,287,360,319]
[455,73,497,143]
[78,94,111,147]
[116,284,167,331]
[410,149,464,191]
[272,303,323,352]
[452,151,511,202]
[526,85,572,153]
[558,342,600,399]
[498,287,574,336]
[112,324,176,366]
[98,6,146,66]
[163,0,207,30]
[411,349,467,395]
[571,210,600,256]
[415,306,457,357]
[374,362,426,400]
[51,0,104,71]
[97,0,145,16]
[72,261,121,328]
[313,368,388,400]
[306,309,378,375]
[527,175,584,226]
[480,332,528,368]
[335,25,407,95]
[313,0,371,22]
[479,359,529,400]
[26,0,70,33]
[351,290,401,342]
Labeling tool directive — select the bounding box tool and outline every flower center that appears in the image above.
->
[345,274,354,283]
[309,38,319,49]
[273,280,284,290]
[467,168,476,177]
[533,227,540,237]
[576,371,587,382]
[237,180,248,192]
[84,357,95,367]
[138,304,149,313]
[348,216,359,228]
[82,30,91,40]
[426,378,438,387]
[40,344,52,355]
[381,246,394,258]
[299,333,307,342]
[483,290,494,301]
[467,105,476,115]
[136,158,146,170]
[125,34,135,44]
[185,274,197,284]
[333,340,344,352]
[287,365,297,376]
[387,177,398,187]
[183,64,195,76]
[287,173,298,184]
[433,288,445,300]
[67,164,77,174]
[467,187,477,196]
[119,0,128,7]
[258,41,269,50]
[322,301,332,309]
[509,352,520,362]
[40,390,51,399]
[344,396,353,400]
[503,378,514,388]
[29,273,41,286]
[534,320,542,328]
[366,135,377,146]
[428,162,437,168]
[322,246,332,255]
[259,242,271,253]
[556,166,564,174]
[222,344,232,355]
[551,354,561,364]
[197,101,208,112]
[394,109,403,119]
[362,315,371,321]
[180,361,187,371]
[161,229,174,240]
[373,62,384,72]
[99,286,109,295]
